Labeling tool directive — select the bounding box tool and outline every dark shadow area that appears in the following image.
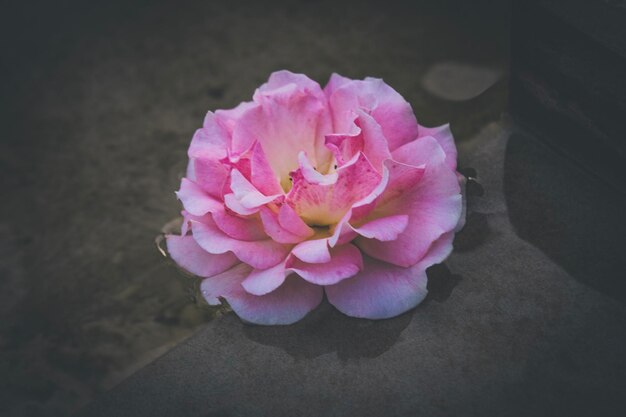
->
[449,168,490,252]
[243,300,414,360]
[243,263,463,360]
[504,132,626,303]
[453,212,490,252]
[425,264,463,303]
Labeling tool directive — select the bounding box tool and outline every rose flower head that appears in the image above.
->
[166,70,464,325]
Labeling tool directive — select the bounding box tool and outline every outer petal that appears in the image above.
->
[327,231,454,319]
[176,178,223,216]
[287,244,363,285]
[391,134,446,167]
[323,73,352,99]
[241,260,290,296]
[212,208,268,241]
[327,76,419,151]
[180,211,191,236]
[241,239,366,296]
[201,265,323,325]
[192,217,291,269]
[256,70,326,99]
[455,173,467,232]
[325,255,428,319]
[188,112,230,160]
[419,231,455,269]
[186,159,196,181]
[193,157,229,199]
[200,264,251,305]
[214,101,257,134]
[165,235,239,278]
[418,123,457,170]
[356,151,461,267]
[229,275,323,325]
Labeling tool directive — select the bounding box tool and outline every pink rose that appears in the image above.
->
[166,70,464,325]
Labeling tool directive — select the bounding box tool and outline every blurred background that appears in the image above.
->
[4,1,621,416]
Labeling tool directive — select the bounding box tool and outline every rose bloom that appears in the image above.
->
[166,70,464,325]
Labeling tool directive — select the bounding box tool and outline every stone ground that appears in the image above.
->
[4,1,623,416]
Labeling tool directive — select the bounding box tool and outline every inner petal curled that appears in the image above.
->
[286,152,381,227]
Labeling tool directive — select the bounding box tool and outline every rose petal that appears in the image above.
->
[291,238,331,264]
[287,152,381,226]
[327,231,454,318]
[259,207,309,244]
[328,209,358,247]
[176,178,223,216]
[327,76,419,151]
[324,110,391,173]
[241,260,290,296]
[349,162,392,221]
[356,153,462,267]
[361,159,425,210]
[230,169,281,209]
[250,142,284,195]
[455,173,467,232]
[223,193,259,216]
[192,217,291,269]
[199,263,251,305]
[418,123,457,170]
[180,211,191,236]
[232,78,332,191]
[256,70,326,99]
[419,231,455,268]
[278,203,315,238]
[287,244,363,285]
[297,151,338,185]
[187,112,230,160]
[221,147,252,179]
[214,101,257,134]
[165,235,239,278]
[325,255,428,319]
[186,159,196,181]
[323,73,352,99]
[212,208,268,241]
[201,266,323,325]
[351,214,409,241]
[193,157,229,199]
[324,130,361,167]
[391,134,446,167]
